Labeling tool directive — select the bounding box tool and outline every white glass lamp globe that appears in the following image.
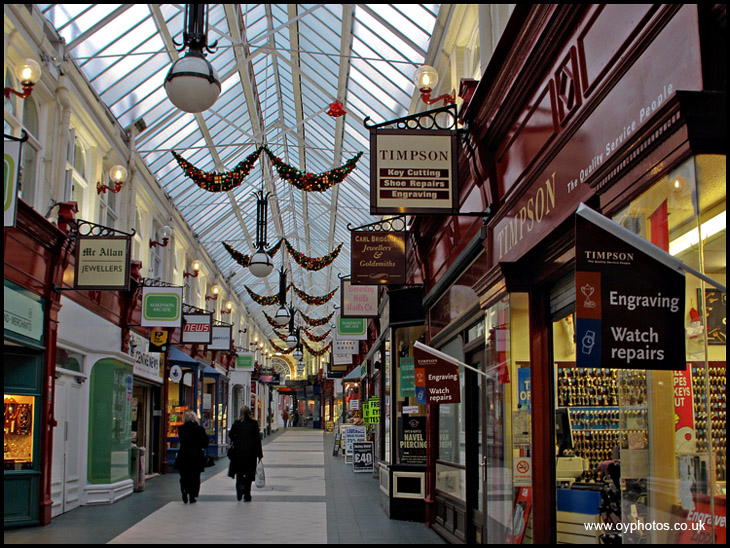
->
[164,53,221,113]
[273,305,290,326]
[413,64,438,90]
[248,249,274,278]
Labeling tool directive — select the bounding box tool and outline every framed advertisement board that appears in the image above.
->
[370,129,458,215]
[182,313,212,344]
[351,230,406,285]
[75,236,132,290]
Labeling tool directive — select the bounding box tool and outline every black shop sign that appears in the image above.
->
[575,205,685,370]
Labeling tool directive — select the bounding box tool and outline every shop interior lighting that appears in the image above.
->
[413,64,455,106]
[669,210,726,256]
[149,225,172,248]
[4,58,42,100]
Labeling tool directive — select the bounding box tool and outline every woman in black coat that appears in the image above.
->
[174,410,209,504]
[228,405,263,501]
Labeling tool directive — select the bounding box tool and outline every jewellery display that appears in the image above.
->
[692,363,726,482]
[4,395,34,470]
[557,367,649,469]
[557,367,618,407]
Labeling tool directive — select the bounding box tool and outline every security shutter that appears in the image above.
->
[550,271,575,319]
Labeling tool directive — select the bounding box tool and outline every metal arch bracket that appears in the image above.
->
[363,104,458,132]
[347,216,407,233]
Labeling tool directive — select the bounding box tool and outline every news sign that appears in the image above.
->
[575,205,685,370]
[182,313,212,344]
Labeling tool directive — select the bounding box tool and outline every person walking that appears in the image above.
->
[282,409,289,428]
[174,410,209,504]
[228,405,263,502]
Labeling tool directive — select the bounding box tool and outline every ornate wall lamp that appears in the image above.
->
[205,285,219,301]
[221,301,233,314]
[183,260,201,278]
[97,164,129,195]
[413,64,455,106]
[149,225,172,248]
[4,58,42,100]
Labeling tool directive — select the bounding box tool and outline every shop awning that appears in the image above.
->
[343,367,362,381]
[168,346,200,367]
[202,364,220,376]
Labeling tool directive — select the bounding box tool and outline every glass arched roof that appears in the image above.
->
[38,4,443,342]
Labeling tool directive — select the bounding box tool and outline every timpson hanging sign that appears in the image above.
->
[370,129,458,215]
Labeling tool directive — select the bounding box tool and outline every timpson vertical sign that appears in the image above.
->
[370,129,458,215]
[575,204,685,371]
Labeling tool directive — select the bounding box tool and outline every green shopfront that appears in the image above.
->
[86,359,134,499]
[4,282,45,527]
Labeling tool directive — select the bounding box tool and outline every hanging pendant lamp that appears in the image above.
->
[164,4,221,113]
[286,314,299,348]
[249,190,274,277]
[273,267,291,326]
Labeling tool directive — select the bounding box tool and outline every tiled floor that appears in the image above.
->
[4,428,445,544]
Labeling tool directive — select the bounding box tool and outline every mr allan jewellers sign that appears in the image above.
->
[370,129,457,215]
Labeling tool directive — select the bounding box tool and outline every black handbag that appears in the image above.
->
[227,445,236,460]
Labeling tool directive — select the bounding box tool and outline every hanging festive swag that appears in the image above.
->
[303,340,332,357]
[172,146,363,193]
[269,340,295,354]
[264,148,364,193]
[224,240,341,272]
[223,240,283,268]
[285,240,342,271]
[171,147,264,192]
[299,310,335,327]
[244,283,338,306]
[303,327,331,342]
[291,284,338,305]
[245,285,280,306]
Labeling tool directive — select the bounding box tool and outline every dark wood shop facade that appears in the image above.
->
[407,5,726,545]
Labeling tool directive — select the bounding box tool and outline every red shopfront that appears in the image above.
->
[420,4,726,545]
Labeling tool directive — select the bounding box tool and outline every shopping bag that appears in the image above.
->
[255,459,265,488]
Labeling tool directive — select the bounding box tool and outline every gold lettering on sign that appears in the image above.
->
[497,172,556,260]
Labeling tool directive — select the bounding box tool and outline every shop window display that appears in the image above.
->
[395,325,427,466]
[550,155,725,544]
[436,336,466,500]
[4,395,35,471]
[612,155,725,544]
